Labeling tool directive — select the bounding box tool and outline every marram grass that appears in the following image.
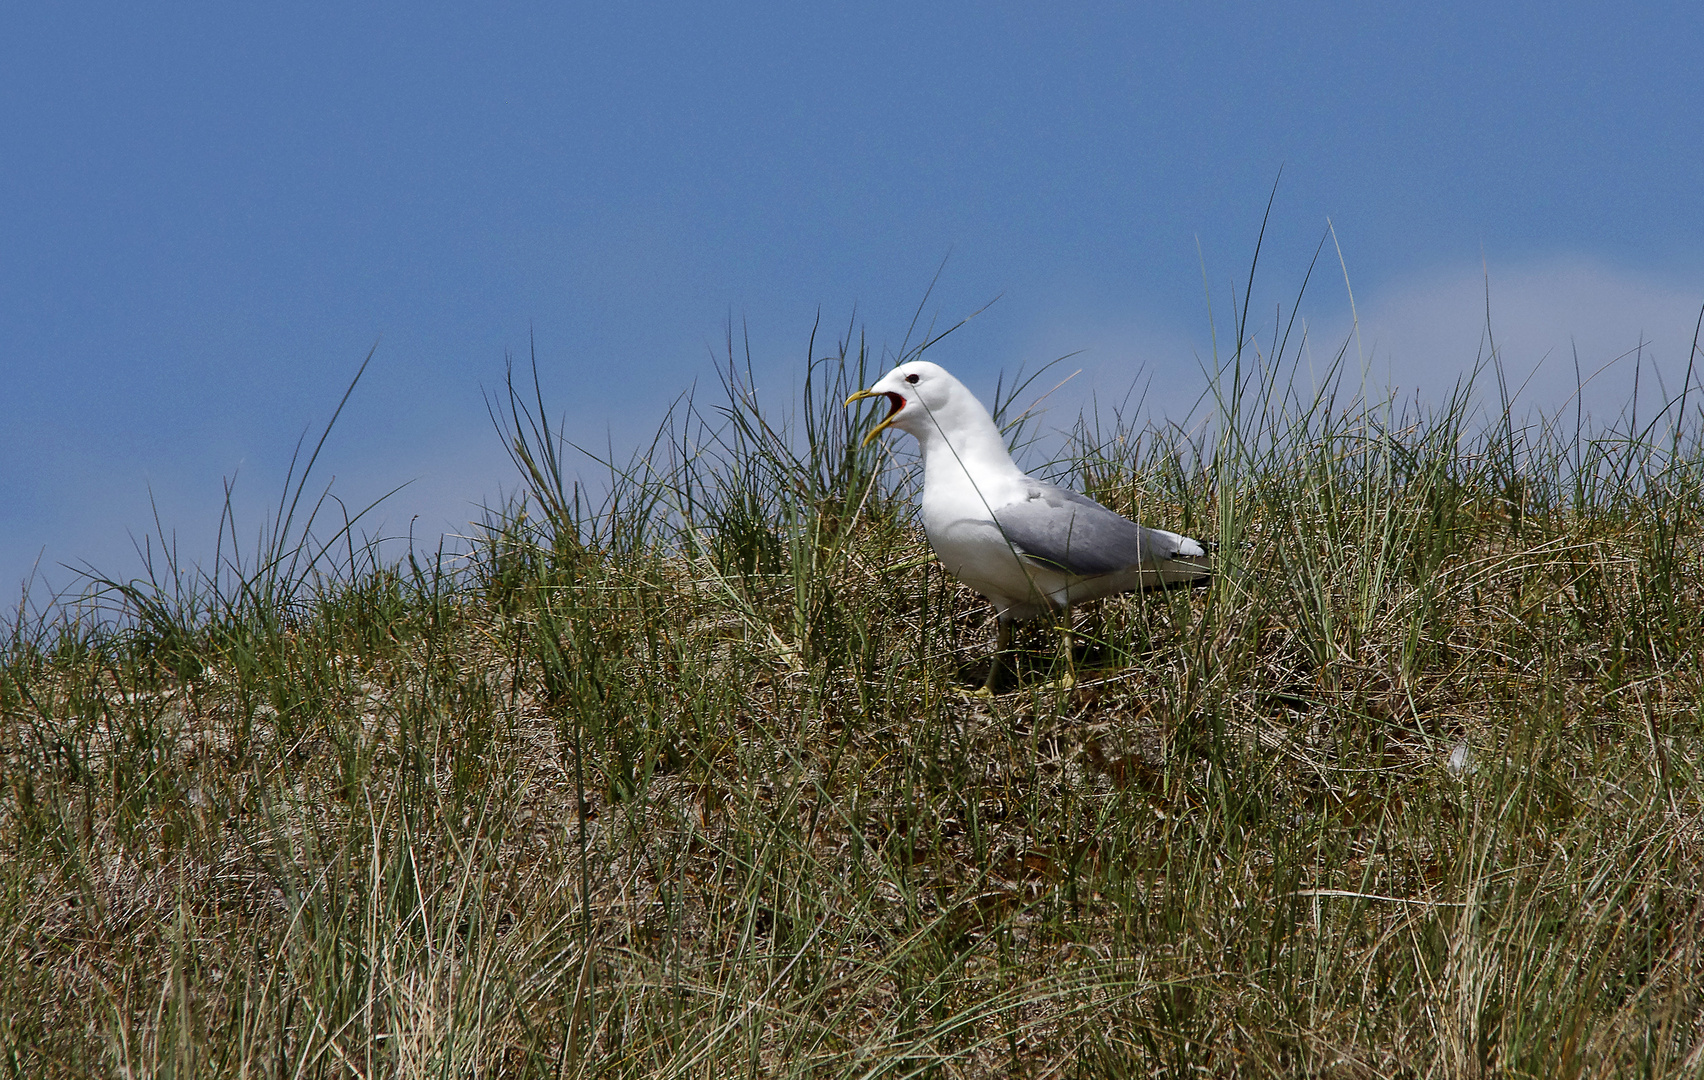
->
[4,317,1703,1079]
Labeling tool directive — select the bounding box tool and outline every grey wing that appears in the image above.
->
[993,482,1193,576]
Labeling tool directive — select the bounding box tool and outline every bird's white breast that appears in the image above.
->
[918,452,1064,619]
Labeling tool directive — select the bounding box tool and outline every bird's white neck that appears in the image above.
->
[905,400,1026,503]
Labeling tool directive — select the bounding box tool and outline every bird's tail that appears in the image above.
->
[1146,542,1214,590]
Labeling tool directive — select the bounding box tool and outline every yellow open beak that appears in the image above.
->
[845,389,899,448]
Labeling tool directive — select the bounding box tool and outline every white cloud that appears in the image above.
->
[997,258,1704,446]
[1353,258,1704,425]
[1,422,518,611]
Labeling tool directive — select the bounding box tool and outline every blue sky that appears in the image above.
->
[5,2,1702,602]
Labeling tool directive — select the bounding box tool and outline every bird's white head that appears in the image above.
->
[844,360,977,448]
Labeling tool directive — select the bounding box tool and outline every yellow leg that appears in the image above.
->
[1051,619,1077,689]
[978,617,1013,697]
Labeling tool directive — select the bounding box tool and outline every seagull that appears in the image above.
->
[847,360,1210,693]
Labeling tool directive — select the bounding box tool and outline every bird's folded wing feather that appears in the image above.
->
[993,483,1186,576]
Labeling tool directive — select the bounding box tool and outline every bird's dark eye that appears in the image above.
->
[905,373,919,384]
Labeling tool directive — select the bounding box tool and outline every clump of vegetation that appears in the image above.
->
[4,284,1703,1077]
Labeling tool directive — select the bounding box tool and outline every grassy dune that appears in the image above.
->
[4,307,1703,1077]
